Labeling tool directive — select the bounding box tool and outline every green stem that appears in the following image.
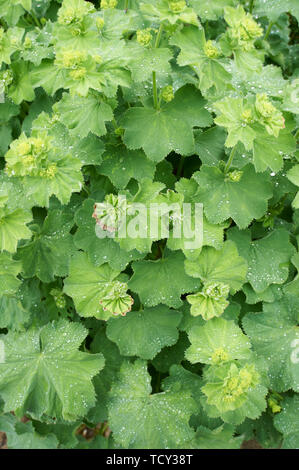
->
[154,24,164,48]
[124,0,129,11]
[30,11,42,28]
[152,71,158,109]
[224,147,237,174]
[264,21,274,40]
[152,24,164,109]
[294,129,299,140]
[177,155,185,178]
[249,0,254,13]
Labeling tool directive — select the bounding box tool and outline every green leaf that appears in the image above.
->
[0,252,22,296]
[243,295,299,392]
[121,85,212,162]
[108,359,196,449]
[107,306,182,360]
[287,164,299,209]
[129,250,201,309]
[185,317,251,365]
[88,326,123,423]
[184,240,247,293]
[193,424,243,449]
[73,198,141,271]
[228,227,295,293]
[214,98,257,150]
[253,128,296,173]
[194,127,226,166]
[16,209,75,283]
[170,25,232,92]
[0,206,32,253]
[54,92,114,139]
[274,396,299,449]
[128,46,173,82]
[254,0,299,22]
[63,251,133,320]
[8,61,35,104]
[201,358,269,425]
[0,295,30,331]
[190,0,237,21]
[0,319,104,421]
[193,164,273,229]
[99,145,156,189]
[0,414,58,449]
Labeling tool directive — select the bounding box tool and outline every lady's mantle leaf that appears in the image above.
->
[185,240,247,293]
[193,164,273,229]
[185,317,251,365]
[228,227,295,293]
[107,306,182,360]
[0,207,32,253]
[54,92,114,139]
[121,85,212,162]
[63,251,132,320]
[0,319,104,421]
[73,199,141,271]
[0,414,58,449]
[129,250,201,309]
[108,359,196,449]
[243,295,299,392]
[0,252,22,296]
[17,210,75,283]
[99,145,156,189]
[274,396,299,449]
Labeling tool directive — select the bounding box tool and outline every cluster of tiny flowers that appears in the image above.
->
[136,29,152,47]
[161,85,174,103]
[50,288,66,309]
[230,13,263,50]
[101,0,118,9]
[58,2,95,25]
[23,36,32,49]
[204,40,220,59]
[0,69,13,93]
[255,93,285,136]
[227,170,243,183]
[211,348,229,364]
[56,50,88,80]
[239,16,263,41]
[222,364,259,403]
[5,135,57,179]
[241,108,254,124]
[96,17,105,30]
[168,0,186,14]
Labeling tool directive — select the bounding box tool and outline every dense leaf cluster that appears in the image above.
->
[0,0,298,449]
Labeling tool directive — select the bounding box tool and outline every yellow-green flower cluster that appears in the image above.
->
[101,0,118,9]
[58,0,95,25]
[227,170,243,183]
[204,40,220,59]
[255,93,285,137]
[51,288,67,309]
[5,133,57,179]
[137,29,152,47]
[222,363,259,404]
[56,50,88,80]
[161,85,174,103]
[168,0,186,14]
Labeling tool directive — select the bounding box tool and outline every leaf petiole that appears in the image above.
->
[224,146,237,173]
